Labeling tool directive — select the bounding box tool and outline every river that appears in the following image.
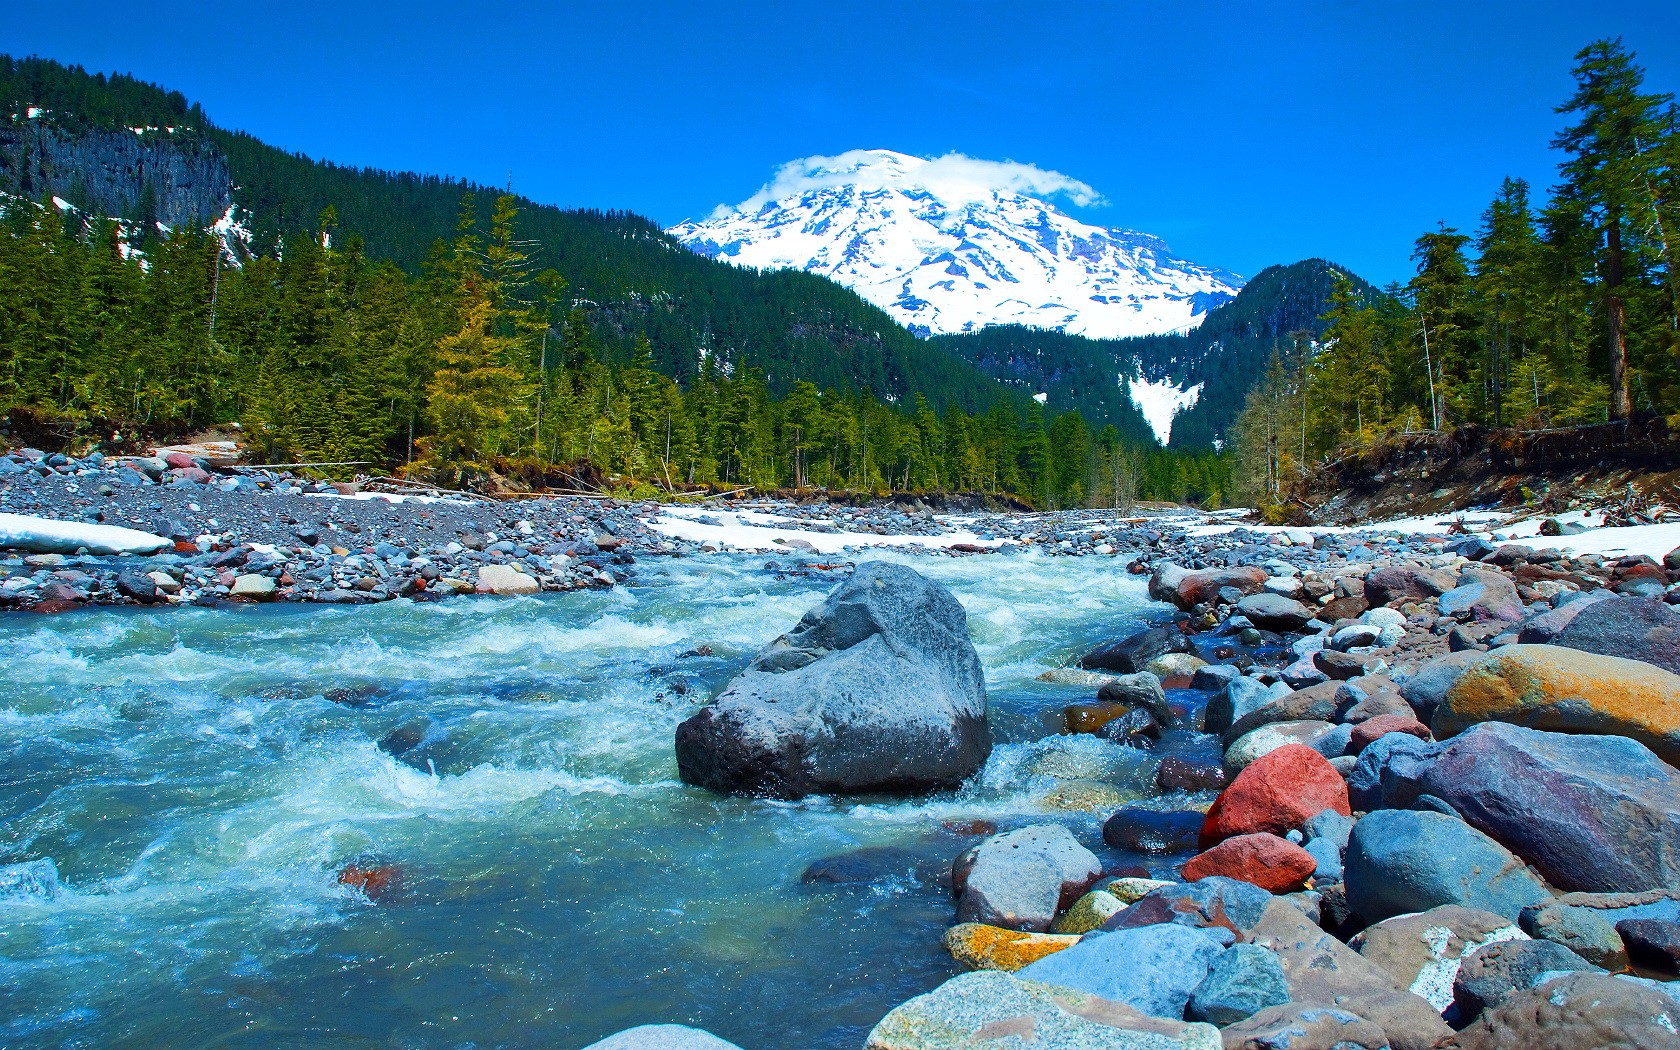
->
[0,550,1215,1049]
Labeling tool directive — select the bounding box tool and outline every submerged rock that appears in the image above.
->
[0,858,61,901]
[674,562,989,798]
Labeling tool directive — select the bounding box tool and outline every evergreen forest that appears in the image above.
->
[1229,39,1680,510]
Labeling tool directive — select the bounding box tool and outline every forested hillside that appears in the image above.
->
[0,55,1235,507]
[1228,39,1680,513]
[928,258,1370,449]
[0,56,1007,412]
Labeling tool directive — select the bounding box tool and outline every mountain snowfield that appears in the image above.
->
[668,149,1245,342]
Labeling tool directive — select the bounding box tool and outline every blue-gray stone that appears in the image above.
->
[1303,809,1354,850]
[1305,837,1344,882]
[1452,938,1601,1021]
[1102,876,1274,936]
[1202,676,1289,736]
[1187,943,1290,1026]
[1017,922,1226,1019]
[1347,732,1445,811]
[1344,810,1550,924]
[1418,723,1680,893]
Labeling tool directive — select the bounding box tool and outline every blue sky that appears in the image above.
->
[7,0,1680,285]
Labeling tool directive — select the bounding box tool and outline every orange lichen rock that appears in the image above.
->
[942,923,1080,972]
[1432,644,1680,766]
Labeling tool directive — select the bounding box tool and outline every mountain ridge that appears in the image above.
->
[669,149,1244,341]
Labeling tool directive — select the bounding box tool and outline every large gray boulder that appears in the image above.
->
[1454,972,1680,1049]
[1418,722,1680,893]
[1235,592,1316,632]
[675,563,989,798]
[864,970,1223,1049]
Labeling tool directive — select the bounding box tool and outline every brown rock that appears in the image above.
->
[1063,702,1131,735]
[1350,713,1431,753]
[1455,971,1680,1049]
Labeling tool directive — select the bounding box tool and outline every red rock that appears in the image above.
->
[338,862,401,901]
[1199,743,1350,849]
[163,451,197,469]
[1182,833,1316,893]
[173,540,198,554]
[1177,566,1268,607]
[1350,712,1431,753]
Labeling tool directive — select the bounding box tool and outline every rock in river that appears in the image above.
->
[954,825,1102,932]
[582,1025,744,1050]
[674,562,989,798]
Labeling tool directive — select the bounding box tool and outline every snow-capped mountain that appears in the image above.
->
[668,149,1244,340]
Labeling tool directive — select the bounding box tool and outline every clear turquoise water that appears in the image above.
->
[0,552,1177,1049]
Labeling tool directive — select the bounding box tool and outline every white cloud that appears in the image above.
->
[711,149,1106,218]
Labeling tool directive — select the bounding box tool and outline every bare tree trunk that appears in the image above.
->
[1607,211,1632,421]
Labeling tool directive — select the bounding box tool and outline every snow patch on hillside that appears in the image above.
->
[1127,376,1202,445]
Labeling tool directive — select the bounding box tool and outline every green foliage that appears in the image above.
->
[0,54,1234,508]
[1230,37,1680,488]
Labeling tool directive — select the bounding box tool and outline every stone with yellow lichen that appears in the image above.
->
[1051,889,1126,934]
[1105,877,1175,904]
[1430,643,1680,766]
[943,923,1079,972]
[1039,779,1137,813]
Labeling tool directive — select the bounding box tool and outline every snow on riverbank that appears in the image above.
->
[1175,506,1680,563]
[647,506,1010,554]
[0,513,170,555]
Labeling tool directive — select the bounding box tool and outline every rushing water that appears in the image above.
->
[0,551,1216,1049]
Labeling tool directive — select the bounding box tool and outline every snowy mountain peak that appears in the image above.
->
[669,149,1243,340]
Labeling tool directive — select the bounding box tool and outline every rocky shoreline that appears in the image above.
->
[0,447,1173,611]
[8,444,1680,1048]
[589,525,1680,1048]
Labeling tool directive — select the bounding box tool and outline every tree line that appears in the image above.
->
[1232,38,1680,508]
[0,186,1230,507]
